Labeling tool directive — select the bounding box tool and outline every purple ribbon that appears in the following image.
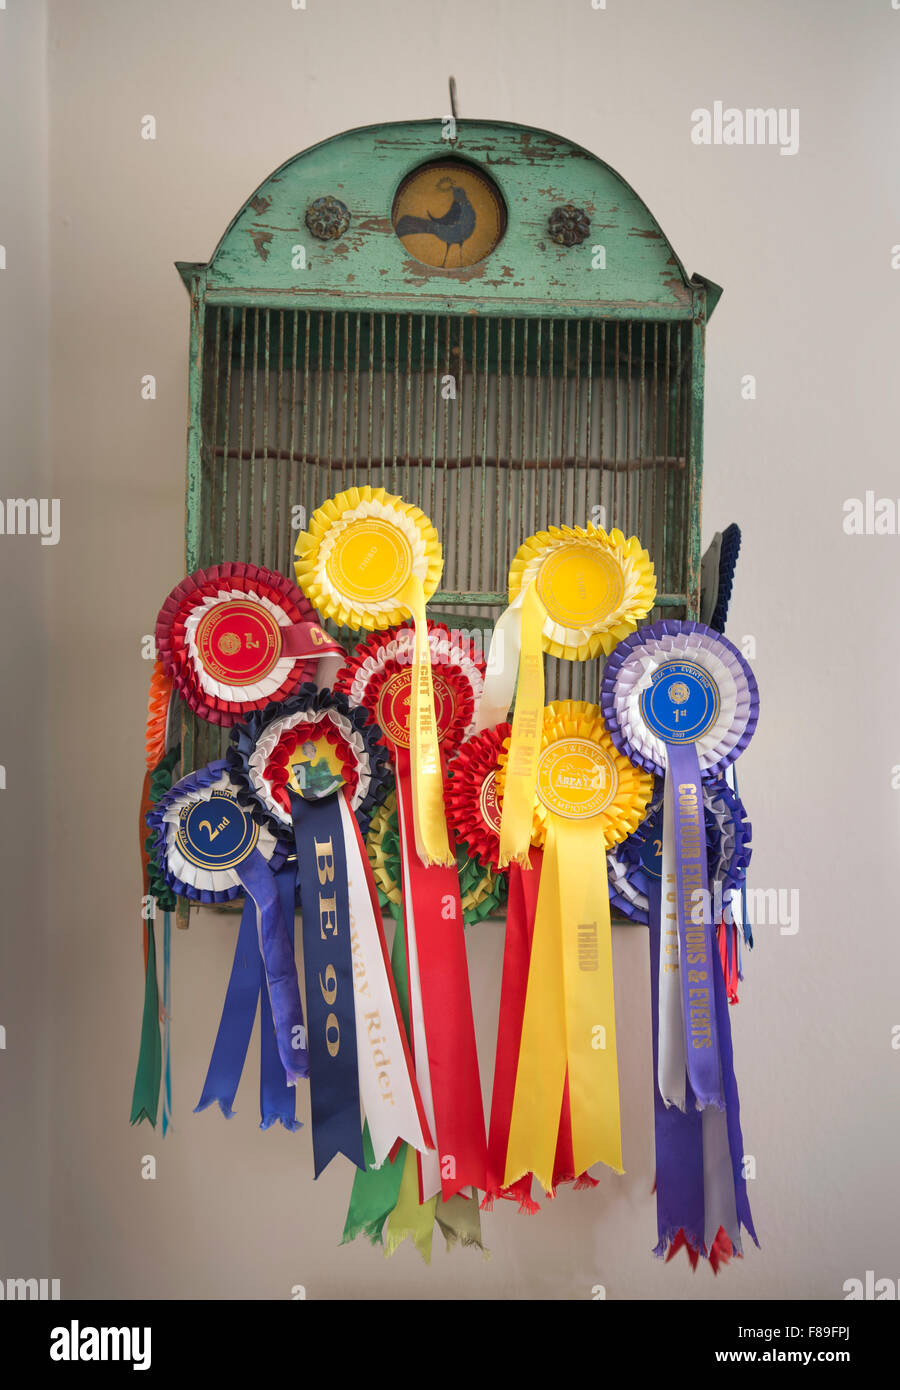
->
[648,878,705,1255]
[667,740,723,1109]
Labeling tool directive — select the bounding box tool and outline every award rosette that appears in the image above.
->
[228,686,431,1177]
[500,701,654,1193]
[335,623,488,1200]
[147,760,311,1132]
[155,563,343,727]
[601,620,759,1261]
[478,524,655,872]
[369,791,505,927]
[294,487,453,867]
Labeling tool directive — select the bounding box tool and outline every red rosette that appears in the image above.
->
[333,622,485,759]
[155,563,336,727]
[445,723,511,871]
[259,715,360,817]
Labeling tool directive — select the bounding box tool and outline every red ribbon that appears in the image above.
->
[395,746,486,1199]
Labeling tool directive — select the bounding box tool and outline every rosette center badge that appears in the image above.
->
[536,738,619,820]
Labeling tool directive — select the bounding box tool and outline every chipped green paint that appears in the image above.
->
[204,119,710,319]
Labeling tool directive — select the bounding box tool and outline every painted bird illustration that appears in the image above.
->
[395,176,477,266]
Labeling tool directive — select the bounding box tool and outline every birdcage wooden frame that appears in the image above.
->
[174,118,721,924]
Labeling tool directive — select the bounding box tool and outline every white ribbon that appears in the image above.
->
[339,796,431,1168]
[475,588,525,733]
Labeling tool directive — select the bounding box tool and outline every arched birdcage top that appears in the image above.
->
[180,119,719,321]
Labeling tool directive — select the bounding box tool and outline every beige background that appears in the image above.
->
[1,0,898,1300]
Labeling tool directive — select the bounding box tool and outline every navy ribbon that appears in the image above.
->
[289,790,364,1175]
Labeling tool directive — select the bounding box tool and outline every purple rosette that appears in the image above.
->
[600,619,759,781]
[601,620,759,1264]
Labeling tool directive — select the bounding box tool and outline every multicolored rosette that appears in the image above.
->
[478,524,656,872]
[368,791,505,927]
[601,620,759,1264]
[335,623,488,1201]
[155,563,343,727]
[294,487,451,866]
[147,760,309,1133]
[228,685,431,1179]
[497,701,653,1195]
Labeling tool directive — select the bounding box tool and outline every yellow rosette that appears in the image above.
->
[499,700,654,1192]
[483,524,655,872]
[509,523,656,662]
[294,486,452,866]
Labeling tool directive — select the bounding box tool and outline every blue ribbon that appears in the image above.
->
[710,917,758,1251]
[239,847,308,1085]
[195,896,262,1119]
[260,865,304,1131]
[289,790,364,1176]
[667,741,724,1108]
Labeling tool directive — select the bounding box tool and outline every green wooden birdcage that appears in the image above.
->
[174,116,721,924]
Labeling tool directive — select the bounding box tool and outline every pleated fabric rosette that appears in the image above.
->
[601,620,759,1264]
[146,759,314,1133]
[477,523,656,872]
[294,486,453,867]
[493,700,653,1196]
[155,562,343,727]
[227,684,432,1179]
[334,622,488,1201]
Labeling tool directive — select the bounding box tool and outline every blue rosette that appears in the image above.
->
[607,776,752,925]
[149,759,308,1133]
[148,760,290,904]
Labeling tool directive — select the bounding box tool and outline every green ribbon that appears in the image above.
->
[130,922,162,1126]
[130,747,180,1127]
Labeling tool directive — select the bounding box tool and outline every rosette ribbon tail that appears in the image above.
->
[484,850,542,1210]
[339,793,433,1163]
[497,582,546,871]
[130,920,162,1127]
[663,741,724,1111]
[647,876,706,1256]
[505,817,624,1191]
[476,588,526,734]
[237,848,309,1087]
[400,575,455,867]
[395,774,487,1200]
[195,896,266,1121]
[289,790,365,1174]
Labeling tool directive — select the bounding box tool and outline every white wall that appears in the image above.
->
[2,0,895,1299]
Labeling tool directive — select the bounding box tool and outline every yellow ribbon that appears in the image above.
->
[400,575,454,867]
[497,581,545,870]
[503,827,566,1191]
[384,1146,437,1262]
[504,816,623,1192]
